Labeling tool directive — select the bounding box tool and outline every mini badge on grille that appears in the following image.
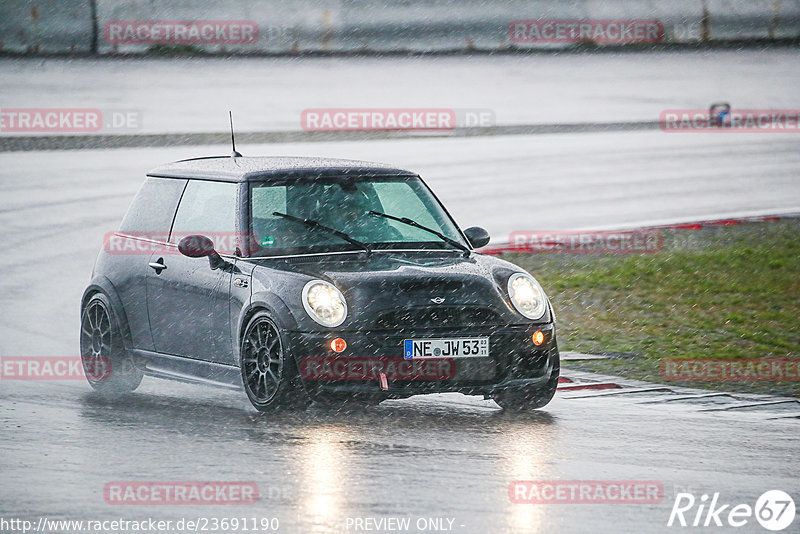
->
[430,296,445,304]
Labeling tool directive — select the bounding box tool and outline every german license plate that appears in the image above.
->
[403,337,489,359]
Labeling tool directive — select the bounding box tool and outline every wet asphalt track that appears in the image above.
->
[1,135,799,534]
[1,374,798,534]
[1,53,800,533]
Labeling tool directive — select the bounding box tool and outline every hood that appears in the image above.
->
[250,251,550,330]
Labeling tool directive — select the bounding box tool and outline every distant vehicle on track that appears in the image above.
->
[81,155,559,411]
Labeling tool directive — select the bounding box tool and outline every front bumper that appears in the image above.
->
[285,323,559,398]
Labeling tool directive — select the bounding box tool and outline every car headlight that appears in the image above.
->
[302,280,347,327]
[507,272,547,320]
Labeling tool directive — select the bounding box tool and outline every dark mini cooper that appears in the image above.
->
[81,156,559,411]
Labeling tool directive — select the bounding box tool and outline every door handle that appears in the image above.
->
[148,258,167,273]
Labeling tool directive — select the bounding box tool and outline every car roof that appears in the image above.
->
[147,156,419,182]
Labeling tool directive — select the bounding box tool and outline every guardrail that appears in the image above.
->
[1,0,799,55]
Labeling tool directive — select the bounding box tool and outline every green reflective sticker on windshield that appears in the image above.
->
[261,236,275,246]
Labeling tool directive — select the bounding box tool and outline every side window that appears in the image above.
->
[119,177,187,235]
[170,180,238,242]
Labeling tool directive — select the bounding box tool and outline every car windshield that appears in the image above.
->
[249,176,466,256]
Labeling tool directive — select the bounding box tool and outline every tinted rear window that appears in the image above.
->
[119,177,187,234]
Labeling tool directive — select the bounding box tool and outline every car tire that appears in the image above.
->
[80,294,143,395]
[492,359,560,410]
[240,313,310,412]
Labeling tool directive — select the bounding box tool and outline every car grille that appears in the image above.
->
[374,306,502,329]
[393,279,465,296]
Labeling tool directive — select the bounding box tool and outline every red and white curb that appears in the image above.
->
[558,366,800,420]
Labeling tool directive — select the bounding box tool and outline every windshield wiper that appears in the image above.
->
[369,210,470,256]
[272,212,372,256]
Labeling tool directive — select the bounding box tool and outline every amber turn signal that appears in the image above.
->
[330,338,347,352]
[532,331,545,346]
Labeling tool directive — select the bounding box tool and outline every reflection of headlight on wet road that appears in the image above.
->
[503,420,558,531]
[301,426,349,522]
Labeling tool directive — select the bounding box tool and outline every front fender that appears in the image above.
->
[81,276,134,351]
[235,291,299,366]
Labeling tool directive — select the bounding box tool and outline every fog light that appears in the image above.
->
[532,331,545,346]
[330,338,347,353]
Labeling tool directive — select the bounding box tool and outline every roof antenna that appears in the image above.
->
[229,111,243,158]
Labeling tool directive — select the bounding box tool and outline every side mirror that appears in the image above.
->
[463,226,490,249]
[178,235,215,257]
[178,235,225,269]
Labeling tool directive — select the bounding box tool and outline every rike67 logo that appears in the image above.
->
[668,490,795,531]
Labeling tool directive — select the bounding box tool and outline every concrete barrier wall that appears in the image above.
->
[708,0,800,39]
[1,0,798,54]
[0,0,95,53]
